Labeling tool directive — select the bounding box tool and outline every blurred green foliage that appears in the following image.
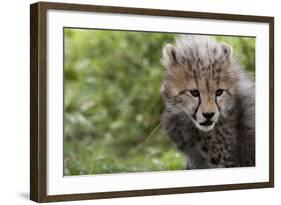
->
[216,35,255,74]
[64,29,255,175]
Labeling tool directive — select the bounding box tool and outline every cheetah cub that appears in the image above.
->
[161,35,255,169]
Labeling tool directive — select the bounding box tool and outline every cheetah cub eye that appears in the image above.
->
[190,89,200,97]
[215,89,224,97]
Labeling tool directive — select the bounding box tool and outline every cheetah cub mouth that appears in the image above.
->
[199,120,214,127]
[196,117,216,132]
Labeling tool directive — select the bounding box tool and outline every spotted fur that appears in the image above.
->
[161,35,255,169]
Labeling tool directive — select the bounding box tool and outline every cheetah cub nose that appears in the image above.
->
[202,112,215,120]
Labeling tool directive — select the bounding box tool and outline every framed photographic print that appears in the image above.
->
[30,1,274,202]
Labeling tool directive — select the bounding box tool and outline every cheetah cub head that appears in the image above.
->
[161,35,239,132]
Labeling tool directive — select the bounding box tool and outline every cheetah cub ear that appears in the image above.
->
[162,44,178,67]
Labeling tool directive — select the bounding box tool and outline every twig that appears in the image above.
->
[137,122,162,150]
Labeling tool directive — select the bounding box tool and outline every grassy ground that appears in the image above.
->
[64,129,186,175]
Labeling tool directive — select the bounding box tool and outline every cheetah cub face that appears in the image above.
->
[161,36,238,132]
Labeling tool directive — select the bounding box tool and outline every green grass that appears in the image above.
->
[64,129,186,175]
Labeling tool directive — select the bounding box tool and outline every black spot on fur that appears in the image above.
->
[202,146,208,153]
[211,157,219,165]
[223,47,228,54]
[213,48,217,54]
